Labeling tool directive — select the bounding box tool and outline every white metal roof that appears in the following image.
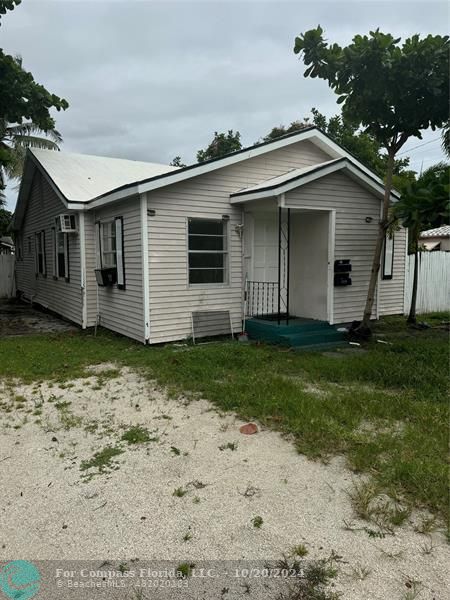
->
[30,148,178,203]
[229,156,399,204]
[231,159,342,195]
[420,225,450,238]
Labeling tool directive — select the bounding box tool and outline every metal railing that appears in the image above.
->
[246,281,279,319]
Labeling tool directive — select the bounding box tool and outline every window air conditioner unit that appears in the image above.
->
[59,214,78,233]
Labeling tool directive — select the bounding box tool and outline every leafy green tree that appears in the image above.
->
[197,130,242,162]
[0,0,21,24]
[294,28,449,332]
[392,162,449,323]
[261,109,413,180]
[0,207,12,235]
[170,156,187,168]
[0,2,68,203]
[261,120,308,143]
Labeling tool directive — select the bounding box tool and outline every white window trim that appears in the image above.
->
[95,217,126,290]
[382,234,395,280]
[54,217,69,281]
[186,217,230,288]
[35,231,46,276]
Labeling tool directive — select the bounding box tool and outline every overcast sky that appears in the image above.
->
[2,0,448,210]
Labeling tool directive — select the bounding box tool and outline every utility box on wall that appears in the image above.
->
[95,267,117,287]
[334,260,352,286]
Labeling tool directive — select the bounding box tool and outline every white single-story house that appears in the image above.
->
[0,236,14,255]
[11,126,407,346]
[419,225,450,251]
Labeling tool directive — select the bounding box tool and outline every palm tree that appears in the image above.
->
[0,120,62,202]
[392,162,450,323]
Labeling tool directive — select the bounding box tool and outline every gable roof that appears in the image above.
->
[13,126,398,228]
[26,149,177,203]
[12,149,178,229]
[230,157,399,203]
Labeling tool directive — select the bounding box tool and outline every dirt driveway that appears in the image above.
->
[0,366,448,599]
[0,299,77,337]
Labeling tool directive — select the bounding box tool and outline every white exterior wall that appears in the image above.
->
[15,171,83,325]
[146,140,329,344]
[86,198,144,342]
[378,227,407,316]
[286,171,387,323]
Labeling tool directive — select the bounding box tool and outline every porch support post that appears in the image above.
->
[286,207,291,326]
[277,205,281,325]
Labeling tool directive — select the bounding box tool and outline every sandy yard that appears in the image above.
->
[0,365,448,599]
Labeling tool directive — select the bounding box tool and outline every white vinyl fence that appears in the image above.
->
[404,251,450,315]
[0,254,15,298]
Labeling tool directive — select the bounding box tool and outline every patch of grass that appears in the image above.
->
[0,314,448,521]
[173,487,187,498]
[176,563,195,579]
[348,480,410,531]
[413,515,437,535]
[80,446,124,478]
[13,395,27,404]
[219,441,238,452]
[121,426,157,445]
[182,530,192,542]
[170,446,181,456]
[252,516,263,529]
[273,554,339,600]
[291,544,308,558]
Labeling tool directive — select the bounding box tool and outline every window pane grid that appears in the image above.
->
[188,219,228,285]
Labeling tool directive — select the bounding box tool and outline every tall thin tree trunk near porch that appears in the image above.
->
[359,150,396,333]
[407,237,419,324]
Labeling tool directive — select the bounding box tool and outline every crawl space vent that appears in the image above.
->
[191,310,234,344]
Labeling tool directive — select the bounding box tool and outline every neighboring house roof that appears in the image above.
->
[12,126,400,229]
[0,236,14,247]
[420,225,450,238]
[229,157,393,203]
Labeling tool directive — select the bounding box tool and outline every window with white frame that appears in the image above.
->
[35,231,46,276]
[96,218,125,289]
[188,218,228,285]
[382,234,394,280]
[54,218,69,280]
[101,221,117,268]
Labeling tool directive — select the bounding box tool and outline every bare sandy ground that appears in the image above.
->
[0,366,448,599]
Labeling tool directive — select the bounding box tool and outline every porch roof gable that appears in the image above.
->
[229,157,400,204]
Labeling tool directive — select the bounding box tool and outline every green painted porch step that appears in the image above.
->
[245,317,347,349]
[280,329,345,347]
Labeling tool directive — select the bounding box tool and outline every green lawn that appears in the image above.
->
[0,313,448,523]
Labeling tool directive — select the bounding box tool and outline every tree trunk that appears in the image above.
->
[359,149,396,333]
[407,240,419,324]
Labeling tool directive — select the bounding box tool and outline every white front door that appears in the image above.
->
[253,216,278,282]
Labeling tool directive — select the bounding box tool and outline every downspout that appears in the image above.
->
[79,211,87,329]
[140,193,150,344]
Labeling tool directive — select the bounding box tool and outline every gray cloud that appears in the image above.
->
[3,0,448,210]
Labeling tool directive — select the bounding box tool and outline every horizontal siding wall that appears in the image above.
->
[92,198,144,342]
[379,227,407,315]
[84,212,98,327]
[15,172,82,325]
[147,140,329,344]
[286,171,382,324]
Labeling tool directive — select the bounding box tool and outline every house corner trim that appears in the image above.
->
[79,212,87,329]
[140,193,150,343]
